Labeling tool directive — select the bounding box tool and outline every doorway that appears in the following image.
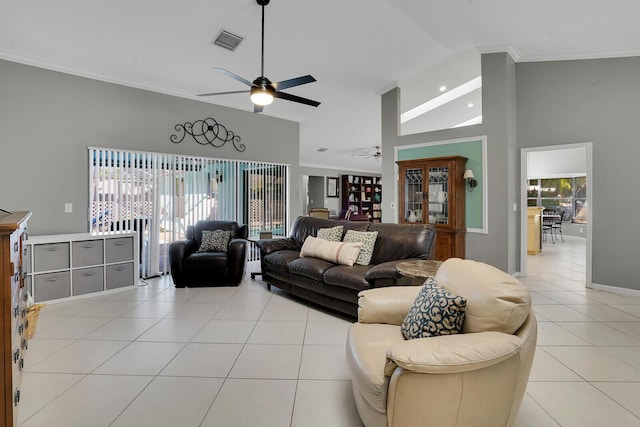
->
[308,176,325,210]
[520,143,593,287]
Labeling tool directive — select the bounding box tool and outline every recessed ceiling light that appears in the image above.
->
[468,103,474,108]
[439,86,447,92]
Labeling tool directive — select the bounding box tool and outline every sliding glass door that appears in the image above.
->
[89,147,289,278]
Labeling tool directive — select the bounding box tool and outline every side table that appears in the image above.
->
[396,259,443,284]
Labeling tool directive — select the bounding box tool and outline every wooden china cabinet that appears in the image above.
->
[397,156,467,261]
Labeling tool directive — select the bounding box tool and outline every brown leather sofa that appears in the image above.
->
[256,216,436,317]
[169,220,248,287]
[346,258,537,427]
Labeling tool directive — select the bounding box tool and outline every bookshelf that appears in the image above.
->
[341,175,382,222]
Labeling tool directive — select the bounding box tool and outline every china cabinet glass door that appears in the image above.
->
[427,166,449,225]
[402,167,424,223]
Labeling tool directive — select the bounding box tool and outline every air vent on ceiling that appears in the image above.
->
[212,30,243,51]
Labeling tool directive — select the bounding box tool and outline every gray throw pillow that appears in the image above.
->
[197,229,231,253]
[343,229,378,265]
[317,225,344,242]
[401,277,467,340]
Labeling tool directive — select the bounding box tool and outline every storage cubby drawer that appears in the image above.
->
[105,237,134,263]
[106,263,134,289]
[72,240,104,267]
[72,266,104,295]
[34,242,70,272]
[34,271,71,301]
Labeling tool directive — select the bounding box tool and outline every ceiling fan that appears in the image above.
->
[197,0,320,113]
[358,146,382,160]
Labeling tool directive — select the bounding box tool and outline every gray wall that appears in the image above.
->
[517,57,640,291]
[383,52,640,291]
[0,59,302,235]
[382,53,519,273]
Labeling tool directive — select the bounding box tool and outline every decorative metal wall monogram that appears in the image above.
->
[170,117,245,152]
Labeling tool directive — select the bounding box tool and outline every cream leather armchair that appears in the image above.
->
[346,258,537,427]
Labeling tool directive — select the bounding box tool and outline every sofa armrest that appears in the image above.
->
[256,238,299,255]
[365,259,418,283]
[384,332,522,376]
[357,286,421,325]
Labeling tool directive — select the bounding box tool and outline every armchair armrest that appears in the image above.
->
[357,286,421,325]
[384,332,522,376]
[256,238,299,255]
[168,239,196,286]
[227,238,247,283]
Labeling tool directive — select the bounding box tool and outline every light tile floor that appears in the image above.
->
[18,236,640,426]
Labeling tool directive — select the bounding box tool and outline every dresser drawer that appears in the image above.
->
[24,243,31,273]
[34,271,71,301]
[106,263,134,289]
[105,237,134,263]
[73,266,104,295]
[72,239,104,267]
[34,242,70,271]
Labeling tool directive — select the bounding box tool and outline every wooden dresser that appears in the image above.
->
[1,211,31,427]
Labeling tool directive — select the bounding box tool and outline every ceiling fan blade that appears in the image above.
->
[274,91,321,107]
[254,105,264,113]
[214,67,254,87]
[273,75,316,91]
[197,90,250,97]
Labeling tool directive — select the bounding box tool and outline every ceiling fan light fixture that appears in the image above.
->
[250,85,274,106]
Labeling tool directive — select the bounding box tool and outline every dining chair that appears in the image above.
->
[552,208,565,242]
[542,208,556,244]
[308,208,330,219]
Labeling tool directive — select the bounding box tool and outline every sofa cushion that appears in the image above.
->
[344,230,379,265]
[401,277,467,340]
[300,236,362,266]
[435,258,531,334]
[317,225,344,242]
[289,256,336,282]
[197,229,230,253]
[263,250,301,275]
[323,264,372,291]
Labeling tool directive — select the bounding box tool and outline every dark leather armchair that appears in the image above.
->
[169,220,248,287]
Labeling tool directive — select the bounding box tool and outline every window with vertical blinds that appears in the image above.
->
[88,147,289,278]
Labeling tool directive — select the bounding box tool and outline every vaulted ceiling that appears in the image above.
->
[2,0,639,172]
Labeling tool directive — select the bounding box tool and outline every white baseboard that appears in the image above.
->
[589,282,640,297]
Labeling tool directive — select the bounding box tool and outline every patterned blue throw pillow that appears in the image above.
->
[401,277,467,340]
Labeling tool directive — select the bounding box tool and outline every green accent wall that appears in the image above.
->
[397,139,484,230]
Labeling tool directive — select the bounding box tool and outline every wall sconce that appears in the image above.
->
[215,171,223,183]
[463,169,478,192]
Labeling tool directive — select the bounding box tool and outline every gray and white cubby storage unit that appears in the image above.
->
[25,232,138,302]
